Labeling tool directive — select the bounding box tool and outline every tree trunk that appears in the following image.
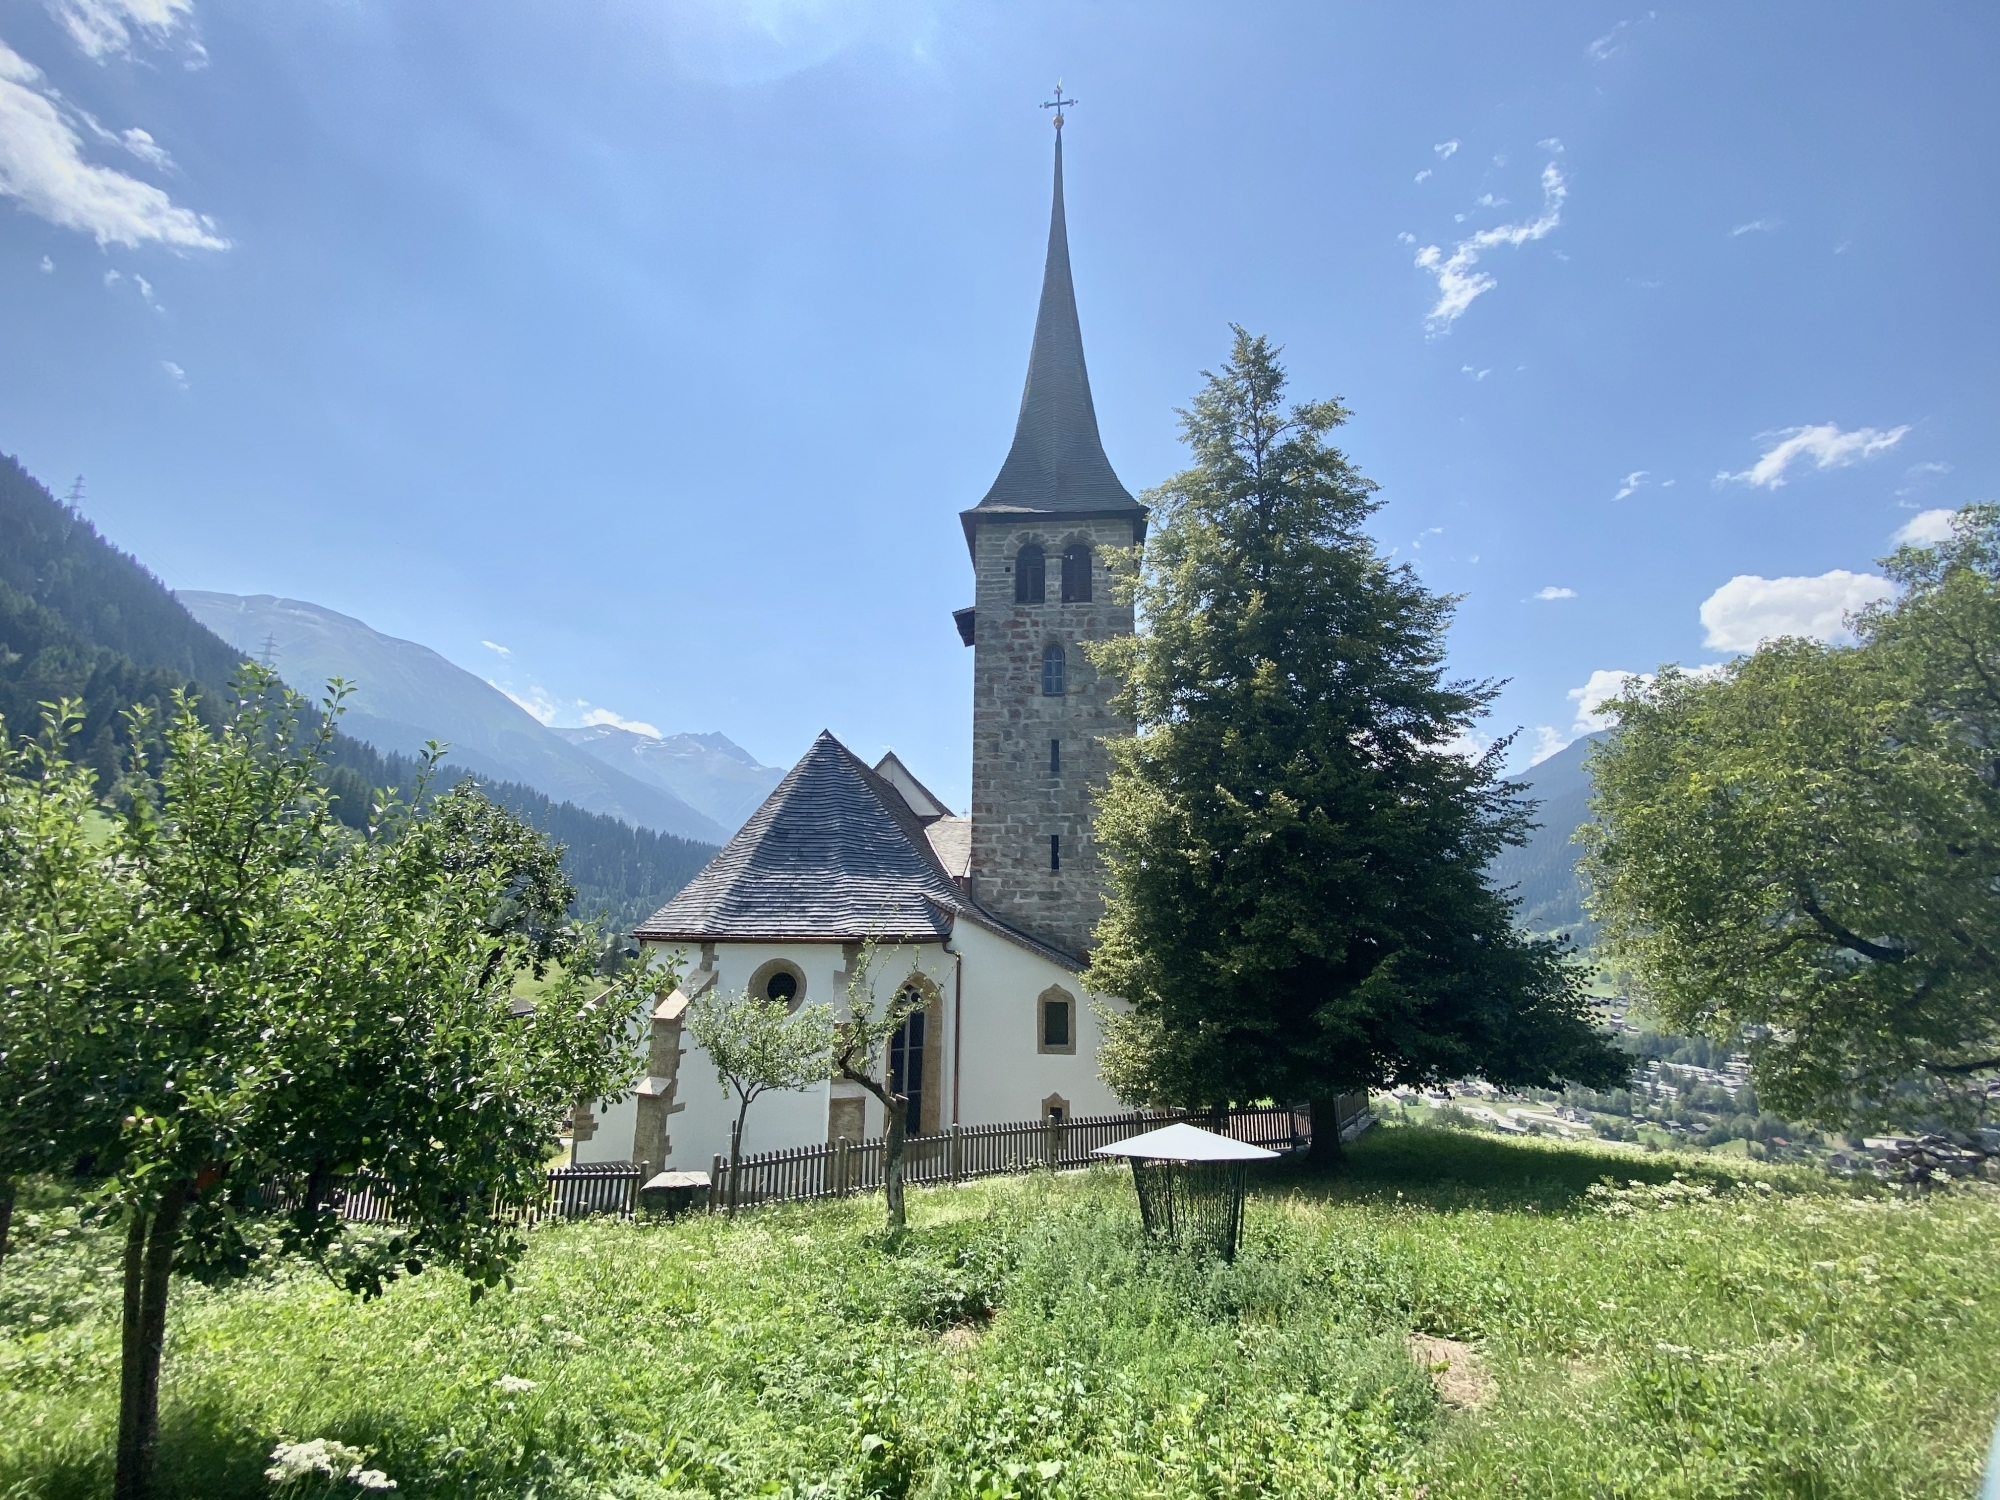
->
[0,1177,15,1273]
[114,1181,187,1500]
[1308,1097,1347,1167]
[882,1100,907,1232]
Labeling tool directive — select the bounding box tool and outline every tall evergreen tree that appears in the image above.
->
[1086,331,1622,1145]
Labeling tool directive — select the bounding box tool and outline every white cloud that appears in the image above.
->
[581,707,663,738]
[38,252,51,270]
[1588,13,1653,60]
[1434,139,1458,159]
[1699,570,1894,652]
[1411,526,1443,551]
[1730,217,1780,237]
[1474,192,1507,208]
[1892,509,1956,547]
[102,266,118,285]
[1396,230,1415,244]
[0,40,227,248]
[1613,470,1647,501]
[479,639,511,658]
[159,358,184,387]
[1413,163,1566,333]
[119,126,170,168]
[1533,586,1577,601]
[1460,364,1490,380]
[1569,669,1648,732]
[1413,169,1431,183]
[496,682,560,724]
[48,0,193,60]
[1538,136,1565,153]
[1720,422,1909,489]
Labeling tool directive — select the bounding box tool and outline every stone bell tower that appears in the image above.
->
[952,99,1147,961]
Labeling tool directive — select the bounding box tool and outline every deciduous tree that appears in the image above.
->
[1584,506,2000,1130]
[687,986,834,1211]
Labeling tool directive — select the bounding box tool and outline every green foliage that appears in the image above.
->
[685,988,834,1158]
[1583,504,2000,1130]
[0,1128,1993,1498]
[1085,330,1622,1109]
[0,454,715,935]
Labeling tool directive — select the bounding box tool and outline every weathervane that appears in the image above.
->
[1041,81,1075,131]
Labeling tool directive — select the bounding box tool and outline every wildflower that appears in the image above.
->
[266,1438,396,1490]
[494,1374,537,1394]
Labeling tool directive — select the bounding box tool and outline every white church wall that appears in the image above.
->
[949,923,1125,1125]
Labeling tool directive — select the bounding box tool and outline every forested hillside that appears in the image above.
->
[1489,733,1601,941]
[0,454,714,931]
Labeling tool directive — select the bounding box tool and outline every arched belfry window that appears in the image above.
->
[1061,544,1093,603]
[1015,543,1046,604]
[1041,643,1066,697]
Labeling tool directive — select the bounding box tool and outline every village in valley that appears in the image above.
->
[1,7,1997,1499]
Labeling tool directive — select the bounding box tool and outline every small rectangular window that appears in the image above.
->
[1049,738,1060,774]
[1043,999,1071,1049]
[1050,834,1061,871]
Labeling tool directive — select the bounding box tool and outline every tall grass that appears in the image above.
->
[0,1127,1992,1498]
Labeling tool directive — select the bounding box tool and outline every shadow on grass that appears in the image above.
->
[1257,1123,1763,1215]
[0,1398,411,1500]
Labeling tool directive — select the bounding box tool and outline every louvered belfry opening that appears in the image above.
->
[1016,543,1046,603]
[1061,544,1092,602]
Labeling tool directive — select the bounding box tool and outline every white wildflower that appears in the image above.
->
[266,1438,395,1489]
[494,1374,537,1394]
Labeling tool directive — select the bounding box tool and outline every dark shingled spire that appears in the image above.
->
[962,130,1142,556]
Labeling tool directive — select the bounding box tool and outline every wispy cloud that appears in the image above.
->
[1434,139,1458,159]
[1588,12,1654,61]
[0,40,227,248]
[1538,136,1565,153]
[159,358,185,388]
[1413,163,1567,333]
[480,639,511,658]
[1730,217,1780,237]
[581,707,662,738]
[1719,422,1909,489]
[1892,509,1957,547]
[1460,364,1490,380]
[495,682,561,725]
[1474,192,1508,208]
[1699,570,1893,652]
[38,252,52,271]
[1533,586,1577,601]
[1613,470,1648,501]
[1414,169,1431,183]
[49,0,194,60]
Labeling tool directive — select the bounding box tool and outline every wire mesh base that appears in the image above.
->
[1129,1159,1248,1260]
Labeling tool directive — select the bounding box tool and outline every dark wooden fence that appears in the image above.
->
[262,1097,1365,1226]
[708,1102,1322,1214]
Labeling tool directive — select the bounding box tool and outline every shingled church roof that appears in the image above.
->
[961,129,1144,558]
[634,731,1082,967]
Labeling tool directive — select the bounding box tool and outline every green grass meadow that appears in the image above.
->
[1,1125,1994,1499]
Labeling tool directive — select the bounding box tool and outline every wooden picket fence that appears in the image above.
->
[707,1102,1324,1215]
[258,1098,1363,1227]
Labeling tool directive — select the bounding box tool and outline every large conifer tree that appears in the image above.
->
[1085,331,1622,1141]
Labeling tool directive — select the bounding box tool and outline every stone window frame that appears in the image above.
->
[747,957,808,1014]
[1060,542,1093,603]
[1041,642,1066,696]
[1038,984,1078,1055]
[1042,1092,1071,1123]
[894,970,947,1137]
[1015,541,1047,604]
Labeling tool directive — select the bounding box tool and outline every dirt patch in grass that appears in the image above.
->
[1409,1333,1495,1411]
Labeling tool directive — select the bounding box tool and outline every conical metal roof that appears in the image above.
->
[962,130,1143,556]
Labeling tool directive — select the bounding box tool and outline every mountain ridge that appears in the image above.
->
[180,591,728,843]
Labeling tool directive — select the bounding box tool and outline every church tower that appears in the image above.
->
[954,104,1146,960]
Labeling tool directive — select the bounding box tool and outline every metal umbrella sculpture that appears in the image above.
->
[1093,1123,1279,1261]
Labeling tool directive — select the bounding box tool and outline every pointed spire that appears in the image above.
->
[966,124,1140,539]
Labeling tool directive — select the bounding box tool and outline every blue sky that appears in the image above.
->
[4,1,1995,807]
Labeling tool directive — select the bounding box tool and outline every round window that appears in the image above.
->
[765,970,799,1005]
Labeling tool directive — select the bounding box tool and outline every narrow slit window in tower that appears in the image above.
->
[1050,833,1061,871]
[1015,543,1046,604]
[1041,643,1066,696]
[1061,544,1093,602]
[1049,738,1061,774]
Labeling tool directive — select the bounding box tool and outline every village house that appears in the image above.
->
[575,114,1148,1174]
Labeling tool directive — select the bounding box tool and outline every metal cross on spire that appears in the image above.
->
[1041,81,1075,130]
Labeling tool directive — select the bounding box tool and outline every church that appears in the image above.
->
[576,113,1149,1174]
